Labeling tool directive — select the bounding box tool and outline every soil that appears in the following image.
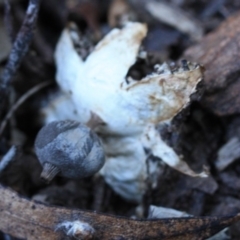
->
[1,0,240,239]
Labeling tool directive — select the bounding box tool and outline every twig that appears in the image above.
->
[0,0,41,115]
[0,81,51,136]
[0,146,17,174]
[1,0,40,88]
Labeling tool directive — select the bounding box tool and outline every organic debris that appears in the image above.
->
[146,1,203,40]
[184,11,240,116]
[0,185,239,240]
[1,1,240,239]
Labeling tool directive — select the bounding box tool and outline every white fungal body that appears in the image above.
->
[42,22,207,202]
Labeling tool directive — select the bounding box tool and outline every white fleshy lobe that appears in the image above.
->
[141,124,208,177]
[43,22,206,202]
[121,63,203,124]
[100,135,147,202]
[84,22,147,86]
[55,26,84,94]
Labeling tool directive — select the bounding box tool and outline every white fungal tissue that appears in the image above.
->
[42,21,207,202]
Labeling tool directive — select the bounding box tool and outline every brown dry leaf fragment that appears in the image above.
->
[146,1,203,40]
[184,175,218,195]
[184,11,240,116]
[108,0,133,27]
[0,185,240,239]
[216,137,240,171]
[67,0,101,39]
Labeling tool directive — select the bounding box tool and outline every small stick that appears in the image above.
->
[1,0,41,88]
[0,81,51,136]
[0,146,17,174]
[0,0,41,114]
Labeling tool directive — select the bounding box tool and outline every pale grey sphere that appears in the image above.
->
[35,120,105,181]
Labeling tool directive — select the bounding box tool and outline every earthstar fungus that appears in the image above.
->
[42,21,207,202]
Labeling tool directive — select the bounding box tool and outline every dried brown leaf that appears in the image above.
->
[108,0,132,27]
[67,1,101,39]
[0,185,240,239]
[146,1,203,40]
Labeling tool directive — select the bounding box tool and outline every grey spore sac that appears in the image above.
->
[35,120,105,183]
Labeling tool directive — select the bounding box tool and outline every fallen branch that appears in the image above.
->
[0,185,239,239]
[0,146,17,174]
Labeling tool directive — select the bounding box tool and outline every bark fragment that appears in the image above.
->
[184,11,240,116]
